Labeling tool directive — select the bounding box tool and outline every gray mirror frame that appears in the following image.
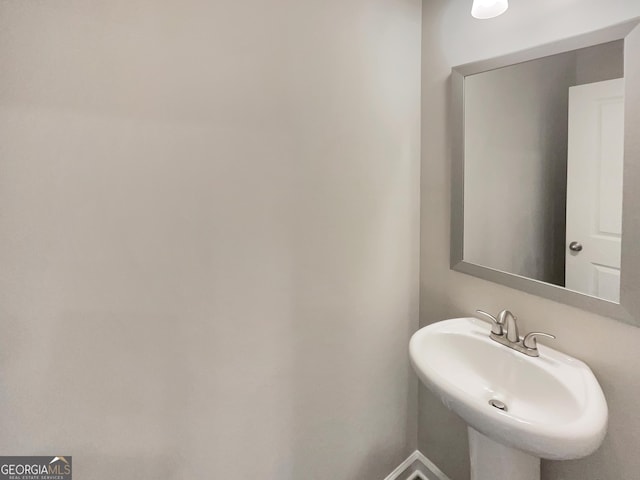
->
[451,18,640,326]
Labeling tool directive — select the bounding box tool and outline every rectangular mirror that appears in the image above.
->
[451,19,640,325]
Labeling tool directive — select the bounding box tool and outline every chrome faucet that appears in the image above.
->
[475,309,555,357]
[498,309,519,343]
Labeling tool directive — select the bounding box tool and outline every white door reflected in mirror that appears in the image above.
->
[566,79,624,303]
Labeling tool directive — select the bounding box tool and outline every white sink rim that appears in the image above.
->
[410,317,608,460]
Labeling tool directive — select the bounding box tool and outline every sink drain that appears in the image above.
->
[489,399,508,411]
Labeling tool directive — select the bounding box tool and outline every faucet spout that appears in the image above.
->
[499,310,519,343]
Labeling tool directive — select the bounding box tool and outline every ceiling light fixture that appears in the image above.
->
[471,0,509,19]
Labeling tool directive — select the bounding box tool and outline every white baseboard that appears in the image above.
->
[383,451,421,480]
[408,472,428,480]
[383,450,451,480]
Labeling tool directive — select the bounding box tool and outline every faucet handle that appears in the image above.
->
[522,332,556,350]
[475,310,504,336]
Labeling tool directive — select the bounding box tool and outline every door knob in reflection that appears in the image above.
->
[569,241,583,252]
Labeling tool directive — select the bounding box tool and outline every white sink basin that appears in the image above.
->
[410,317,607,461]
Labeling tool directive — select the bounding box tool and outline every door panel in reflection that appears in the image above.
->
[566,79,624,302]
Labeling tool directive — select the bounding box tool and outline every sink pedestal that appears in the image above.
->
[469,428,540,480]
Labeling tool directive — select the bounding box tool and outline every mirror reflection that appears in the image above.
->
[463,40,624,302]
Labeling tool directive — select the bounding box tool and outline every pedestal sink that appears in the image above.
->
[409,317,607,480]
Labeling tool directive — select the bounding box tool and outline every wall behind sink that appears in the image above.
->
[0,0,421,478]
[420,1,640,479]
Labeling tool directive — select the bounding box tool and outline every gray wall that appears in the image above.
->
[575,40,624,85]
[421,1,640,480]
[0,0,421,478]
